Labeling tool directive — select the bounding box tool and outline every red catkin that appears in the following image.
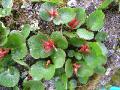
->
[68,18,80,29]
[43,39,55,52]
[73,63,81,75]
[79,44,90,54]
[0,48,10,59]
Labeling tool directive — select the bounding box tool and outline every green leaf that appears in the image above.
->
[50,31,68,49]
[75,8,86,25]
[78,62,93,77]
[29,61,55,80]
[53,8,76,25]
[77,28,94,40]
[65,59,73,78]
[0,21,9,46]
[68,79,77,90]
[69,37,85,47]
[28,33,52,59]
[2,0,13,8]
[74,52,82,60]
[86,10,105,31]
[95,32,107,41]
[60,73,68,89]
[0,67,20,87]
[88,42,108,56]
[63,31,77,38]
[11,44,27,60]
[13,86,19,90]
[13,59,29,68]
[42,0,63,4]
[21,24,31,39]
[78,77,89,84]
[98,0,113,9]
[39,2,57,21]
[94,66,106,74]
[55,79,65,90]
[84,54,99,69]
[23,80,45,90]
[0,8,12,17]
[68,50,75,58]
[5,31,27,60]
[51,49,66,68]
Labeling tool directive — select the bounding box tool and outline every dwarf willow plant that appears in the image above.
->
[0,0,113,90]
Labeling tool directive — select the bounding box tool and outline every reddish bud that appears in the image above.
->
[68,18,80,29]
[0,48,10,59]
[43,39,55,52]
[45,60,51,68]
[73,63,81,75]
[27,75,33,81]
[48,9,58,18]
[79,44,90,54]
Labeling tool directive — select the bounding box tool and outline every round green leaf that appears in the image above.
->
[21,24,31,39]
[0,67,20,87]
[50,31,68,49]
[0,21,9,46]
[84,54,99,69]
[74,52,82,60]
[0,8,12,17]
[29,61,55,80]
[95,31,107,41]
[94,66,106,74]
[88,42,108,57]
[55,79,65,90]
[69,37,85,47]
[42,0,63,4]
[98,0,113,9]
[5,31,27,60]
[65,59,73,78]
[23,80,45,90]
[28,33,52,59]
[78,77,89,84]
[68,50,75,58]
[2,0,13,8]
[77,28,94,40]
[39,2,57,21]
[51,49,66,68]
[63,31,77,38]
[86,10,105,31]
[53,7,76,25]
[60,74,68,89]
[78,62,94,77]
[68,79,77,90]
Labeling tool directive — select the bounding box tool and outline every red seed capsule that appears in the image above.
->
[48,9,58,18]
[73,63,81,75]
[43,39,55,52]
[68,18,80,29]
[79,44,90,54]
[0,48,10,59]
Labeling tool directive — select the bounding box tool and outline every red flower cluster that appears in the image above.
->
[79,44,90,54]
[68,18,80,29]
[48,9,58,18]
[73,63,81,75]
[43,39,55,52]
[0,48,10,59]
